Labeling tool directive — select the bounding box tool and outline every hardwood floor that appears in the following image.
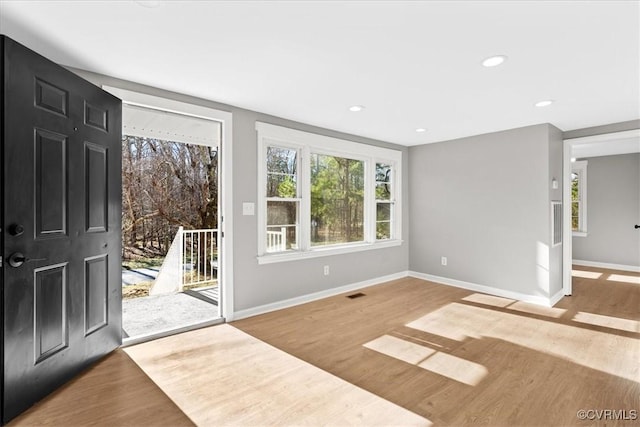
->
[124,325,428,426]
[7,266,639,426]
[9,350,194,426]
[234,267,640,426]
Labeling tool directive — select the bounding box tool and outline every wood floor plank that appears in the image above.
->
[8,349,194,426]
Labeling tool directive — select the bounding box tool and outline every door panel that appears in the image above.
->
[84,254,109,335]
[2,35,122,423]
[35,129,68,238]
[85,142,108,232]
[34,263,68,363]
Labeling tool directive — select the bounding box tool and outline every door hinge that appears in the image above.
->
[0,256,3,268]
[221,231,225,238]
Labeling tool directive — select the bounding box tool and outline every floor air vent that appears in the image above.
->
[347,292,366,299]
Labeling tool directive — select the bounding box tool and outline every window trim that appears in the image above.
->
[571,160,588,236]
[256,122,402,263]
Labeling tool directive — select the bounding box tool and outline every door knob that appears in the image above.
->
[8,252,47,268]
[635,225,640,229]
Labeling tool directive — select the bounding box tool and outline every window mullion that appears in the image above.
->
[257,139,267,255]
[300,146,311,251]
[365,158,375,243]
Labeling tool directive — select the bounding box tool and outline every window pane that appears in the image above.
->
[571,171,579,202]
[376,202,393,240]
[377,203,391,221]
[267,200,298,252]
[572,201,580,231]
[310,154,364,246]
[267,174,297,198]
[376,221,391,240]
[267,147,297,198]
[376,163,392,200]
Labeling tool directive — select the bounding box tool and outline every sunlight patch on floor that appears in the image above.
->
[572,269,603,279]
[462,293,566,318]
[573,311,640,333]
[406,302,638,381]
[607,274,640,285]
[364,334,435,364]
[125,325,432,426]
[508,301,566,318]
[417,351,488,386]
[462,293,514,307]
[363,335,488,386]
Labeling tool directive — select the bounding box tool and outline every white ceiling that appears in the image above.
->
[1,0,638,146]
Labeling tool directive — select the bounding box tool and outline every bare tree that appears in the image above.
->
[122,136,218,261]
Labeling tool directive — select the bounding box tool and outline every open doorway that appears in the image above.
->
[562,129,640,295]
[121,131,220,339]
[104,87,233,343]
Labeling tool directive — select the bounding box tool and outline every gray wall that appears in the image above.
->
[72,69,409,313]
[409,124,562,299]
[572,153,640,267]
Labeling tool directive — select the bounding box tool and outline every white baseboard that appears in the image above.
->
[232,271,409,321]
[572,259,640,273]
[408,271,558,307]
[549,289,565,306]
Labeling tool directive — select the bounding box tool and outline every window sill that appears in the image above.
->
[257,239,403,265]
[572,231,588,237]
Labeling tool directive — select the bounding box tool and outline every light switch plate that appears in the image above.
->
[242,202,255,216]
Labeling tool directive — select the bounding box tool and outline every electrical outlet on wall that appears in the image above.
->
[441,256,448,266]
[323,265,330,276]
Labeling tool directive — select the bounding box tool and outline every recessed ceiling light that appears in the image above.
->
[349,105,365,112]
[535,100,554,107]
[482,55,508,67]
[415,128,427,133]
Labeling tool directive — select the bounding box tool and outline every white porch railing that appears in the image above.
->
[266,226,287,252]
[179,227,218,290]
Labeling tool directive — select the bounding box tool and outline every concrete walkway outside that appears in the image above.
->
[122,288,219,338]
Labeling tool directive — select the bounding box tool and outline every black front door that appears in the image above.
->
[1,35,122,423]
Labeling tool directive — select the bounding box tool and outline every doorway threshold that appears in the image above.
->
[122,317,225,347]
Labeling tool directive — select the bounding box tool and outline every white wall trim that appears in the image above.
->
[549,289,565,307]
[572,259,640,273]
[102,85,235,322]
[563,129,640,296]
[563,138,573,295]
[408,271,558,307]
[564,128,640,145]
[256,121,403,258]
[232,271,409,321]
[257,239,403,264]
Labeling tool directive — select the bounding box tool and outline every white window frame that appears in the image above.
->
[256,122,402,264]
[571,160,588,236]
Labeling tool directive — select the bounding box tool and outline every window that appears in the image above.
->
[375,163,394,240]
[257,122,402,262]
[310,154,365,246]
[266,146,299,252]
[571,160,588,235]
